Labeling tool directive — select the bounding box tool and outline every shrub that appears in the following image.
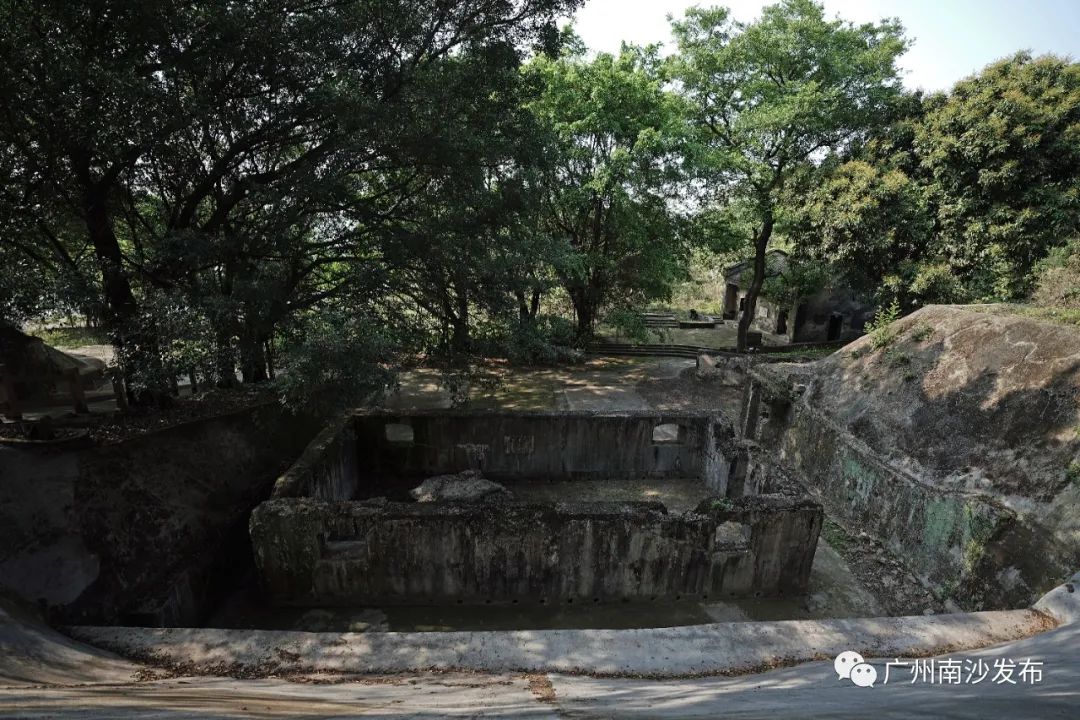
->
[866,300,902,350]
[1031,238,1080,310]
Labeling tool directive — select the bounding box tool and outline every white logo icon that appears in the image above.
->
[850,662,878,687]
[834,650,865,680]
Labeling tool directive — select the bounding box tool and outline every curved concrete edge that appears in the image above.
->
[0,597,141,686]
[1032,570,1080,624]
[69,607,1054,679]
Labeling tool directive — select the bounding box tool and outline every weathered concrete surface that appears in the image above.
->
[67,606,1054,678]
[0,597,139,686]
[0,405,321,626]
[5,576,1078,717]
[349,410,733,490]
[754,305,1080,610]
[249,496,822,605]
[0,674,561,718]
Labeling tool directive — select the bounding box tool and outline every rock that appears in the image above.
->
[410,470,511,503]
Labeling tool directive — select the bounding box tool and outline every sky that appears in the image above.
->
[568,0,1080,92]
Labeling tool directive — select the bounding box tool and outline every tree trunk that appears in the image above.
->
[240,331,268,384]
[84,184,170,406]
[571,286,597,339]
[214,325,237,387]
[737,209,776,352]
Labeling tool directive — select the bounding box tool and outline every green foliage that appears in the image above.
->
[525,45,692,336]
[1031,238,1080,310]
[917,53,1080,300]
[274,309,396,415]
[866,300,902,350]
[36,326,109,349]
[711,497,735,512]
[910,324,934,342]
[604,308,651,343]
[1066,461,1080,485]
[671,0,908,349]
[477,315,582,366]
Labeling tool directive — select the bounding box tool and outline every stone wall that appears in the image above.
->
[250,494,822,605]
[348,410,734,495]
[0,404,321,625]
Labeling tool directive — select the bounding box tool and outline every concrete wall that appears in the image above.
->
[250,494,822,605]
[346,410,735,498]
[0,405,321,625]
[251,409,821,606]
[775,400,1012,598]
[743,368,1019,608]
[790,289,874,343]
[272,413,358,500]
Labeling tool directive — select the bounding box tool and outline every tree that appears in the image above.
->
[0,0,581,400]
[672,0,907,350]
[525,44,691,337]
[916,52,1080,300]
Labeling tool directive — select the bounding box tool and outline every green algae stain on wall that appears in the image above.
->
[922,497,960,556]
[839,451,880,508]
[961,502,999,575]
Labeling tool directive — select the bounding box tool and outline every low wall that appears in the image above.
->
[272,413,358,500]
[249,494,822,605]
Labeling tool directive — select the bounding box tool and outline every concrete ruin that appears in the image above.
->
[250,410,823,606]
[722,250,874,342]
[738,305,1080,610]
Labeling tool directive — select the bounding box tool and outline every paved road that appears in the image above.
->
[2,617,1076,718]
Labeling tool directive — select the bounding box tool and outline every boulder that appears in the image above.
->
[410,470,511,503]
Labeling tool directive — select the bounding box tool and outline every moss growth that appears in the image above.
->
[1067,461,1080,485]
[820,517,855,554]
[711,497,735,512]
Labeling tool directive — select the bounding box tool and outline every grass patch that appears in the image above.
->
[36,326,109,348]
[910,324,934,342]
[967,303,1080,327]
[885,349,911,367]
[711,497,735,512]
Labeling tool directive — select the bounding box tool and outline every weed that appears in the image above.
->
[885,348,911,367]
[711,497,734,512]
[910,324,934,342]
[866,300,902,350]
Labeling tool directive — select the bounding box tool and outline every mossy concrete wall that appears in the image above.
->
[750,305,1080,610]
[249,495,822,605]
[774,400,1013,604]
[345,410,735,496]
